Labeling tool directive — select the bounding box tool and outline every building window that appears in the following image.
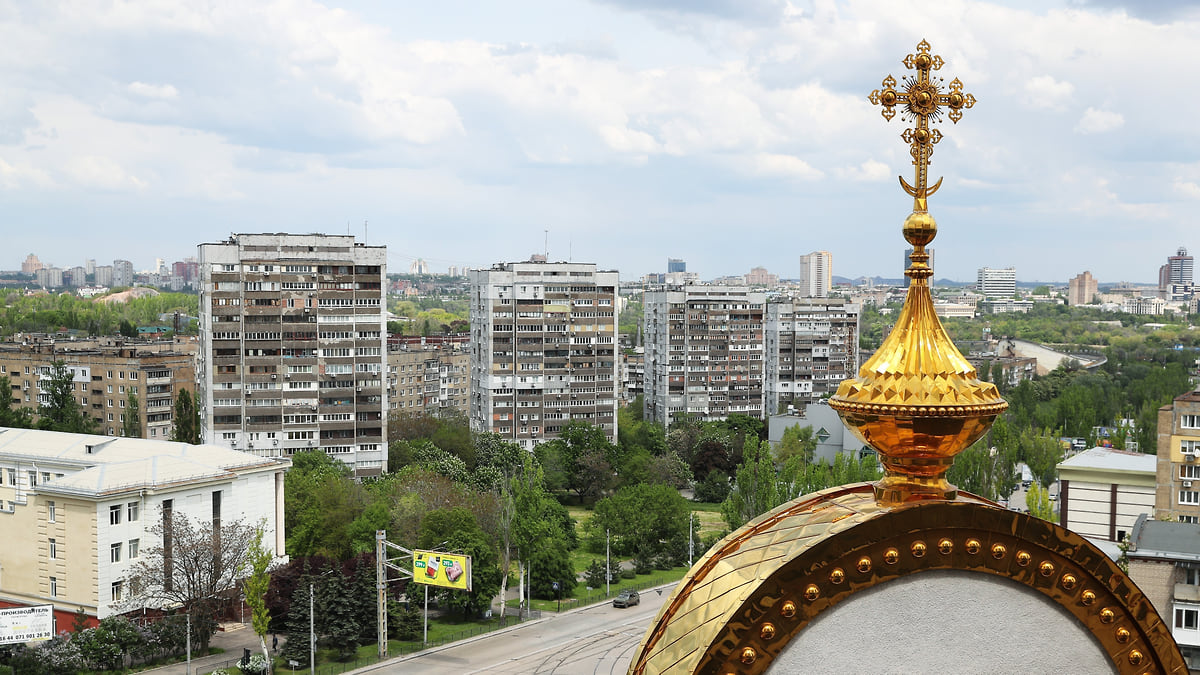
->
[5,469,13,485]
[110,543,121,563]
[1183,516,1200,525]
[41,472,50,484]
[49,538,57,559]
[1177,608,1199,630]
[110,505,122,525]
[129,539,139,559]
[1184,415,1200,430]
[1187,568,1200,586]
[111,581,123,602]
[128,502,139,521]
[49,576,57,597]
[27,471,36,487]
[47,501,55,523]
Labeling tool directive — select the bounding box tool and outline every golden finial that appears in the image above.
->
[829,40,1005,505]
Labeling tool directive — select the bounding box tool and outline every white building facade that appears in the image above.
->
[198,233,387,476]
[0,428,288,626]
[976,267,1016,298]
[469,261,619,449]
[798,251,832,298]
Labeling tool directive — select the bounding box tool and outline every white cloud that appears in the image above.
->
[1023,75,1073,111]
[742,153,823,179]
[836,159,890,182]
[1173,177,1200,200]
[1074,107,1124,134]
[126,82,179,100]
[64,155,147,191]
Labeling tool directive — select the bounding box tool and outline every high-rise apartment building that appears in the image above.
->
[798,251,832,298]
[197,234,387,476]
[469,261,619,449]
[1068,271,1098,306]
[1155,388,1200,523]
[643,285,765,427]
[112,260,134,288]
[976,267,1016,298]
[668,258,687,274]
[764,298,860,415]
[0,339,197,439]
[21,254,44,276]
[93,266,114,287]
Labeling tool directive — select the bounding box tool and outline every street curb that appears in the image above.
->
[346,581,677,673]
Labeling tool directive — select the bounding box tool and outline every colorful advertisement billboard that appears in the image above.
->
[413,550,472,591]
[0,605,53,645]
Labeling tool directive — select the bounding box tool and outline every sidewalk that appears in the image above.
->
[142,623,269,675]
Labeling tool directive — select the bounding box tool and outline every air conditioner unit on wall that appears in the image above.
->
[1189,454,1197,463]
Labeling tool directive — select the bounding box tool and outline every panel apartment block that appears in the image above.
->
[198,234,387,476]
[387,339,470,416]
[1156,389,1200,523]
[644,285,765,427]
[764,298,859,415]
[0,339,196,440]
[469,262,619,449]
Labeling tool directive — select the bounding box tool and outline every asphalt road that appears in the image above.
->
[361,586,671,674]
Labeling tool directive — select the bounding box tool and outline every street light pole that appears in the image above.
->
[185,612,191,675]
[309,583,315,675]
[605,528,611,597]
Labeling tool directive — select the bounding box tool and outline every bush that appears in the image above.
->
[693,470,731,503]
[239,653,270,674]
[620,568,636,579]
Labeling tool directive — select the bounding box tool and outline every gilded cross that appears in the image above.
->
[868,39,975,211]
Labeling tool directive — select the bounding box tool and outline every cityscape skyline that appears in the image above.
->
[1,2,1197,282]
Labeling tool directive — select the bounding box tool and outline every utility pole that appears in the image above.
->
[606,529,611,597]
[309,583,315,675]
[689,514,695,567]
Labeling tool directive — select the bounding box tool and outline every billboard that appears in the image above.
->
[413,550,472,591]
[0,605,53,645]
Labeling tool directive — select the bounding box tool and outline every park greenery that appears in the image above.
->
[387,294,469,336]
[0,289,198,337]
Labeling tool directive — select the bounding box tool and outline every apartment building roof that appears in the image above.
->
[1128,513,1200,562]
[0,427,285,498]
[1057,446,1156,476]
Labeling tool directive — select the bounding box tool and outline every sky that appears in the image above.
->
[1,0,1198,284]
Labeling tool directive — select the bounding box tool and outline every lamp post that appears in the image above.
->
[309,582,315,675]
[605,529,611,597]
[185,612,191,675]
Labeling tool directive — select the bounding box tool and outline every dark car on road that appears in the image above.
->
[613,590,640,608]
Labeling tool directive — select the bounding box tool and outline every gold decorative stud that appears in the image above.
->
[741,647,757,665]
[1016,551,1031,567]
[1128,649,1144,666]
[830,568,845,585]
[965,538,981,555]
[911,541,927,558]
[938,538,953,555]
[780,600,797,618]
[1081,590,1096,606]
[884,548,900,565]
[760,623,776,641]
[1061,574,1077,590]
[991,543,1007,559]
[1100,608,1115,624]
[1115,627,1130,644]
[857,556,872,574]
[804,585,820,601]
[1039,561,1055,577]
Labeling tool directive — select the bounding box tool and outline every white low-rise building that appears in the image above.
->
[0,427,289,630]
[1057,446,1155,544]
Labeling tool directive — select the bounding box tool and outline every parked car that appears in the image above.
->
[613,590,640,608]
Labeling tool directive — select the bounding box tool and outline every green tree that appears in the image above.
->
[0,375,33,428]
[775,425,817,464]
[242,527,273,667]
[721,438,781,531]
[587,483,689,559]
[169,389,201,444]
[122,391,141,438]
[36,361,97,433]
[1026,481,1057,522]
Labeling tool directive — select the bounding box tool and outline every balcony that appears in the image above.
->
[1176,583,1200,603]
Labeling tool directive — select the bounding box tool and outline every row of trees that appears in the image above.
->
[0,289,198,337]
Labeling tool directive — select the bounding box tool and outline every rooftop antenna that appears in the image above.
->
[544,229,549,259]
[364,220,368,244]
